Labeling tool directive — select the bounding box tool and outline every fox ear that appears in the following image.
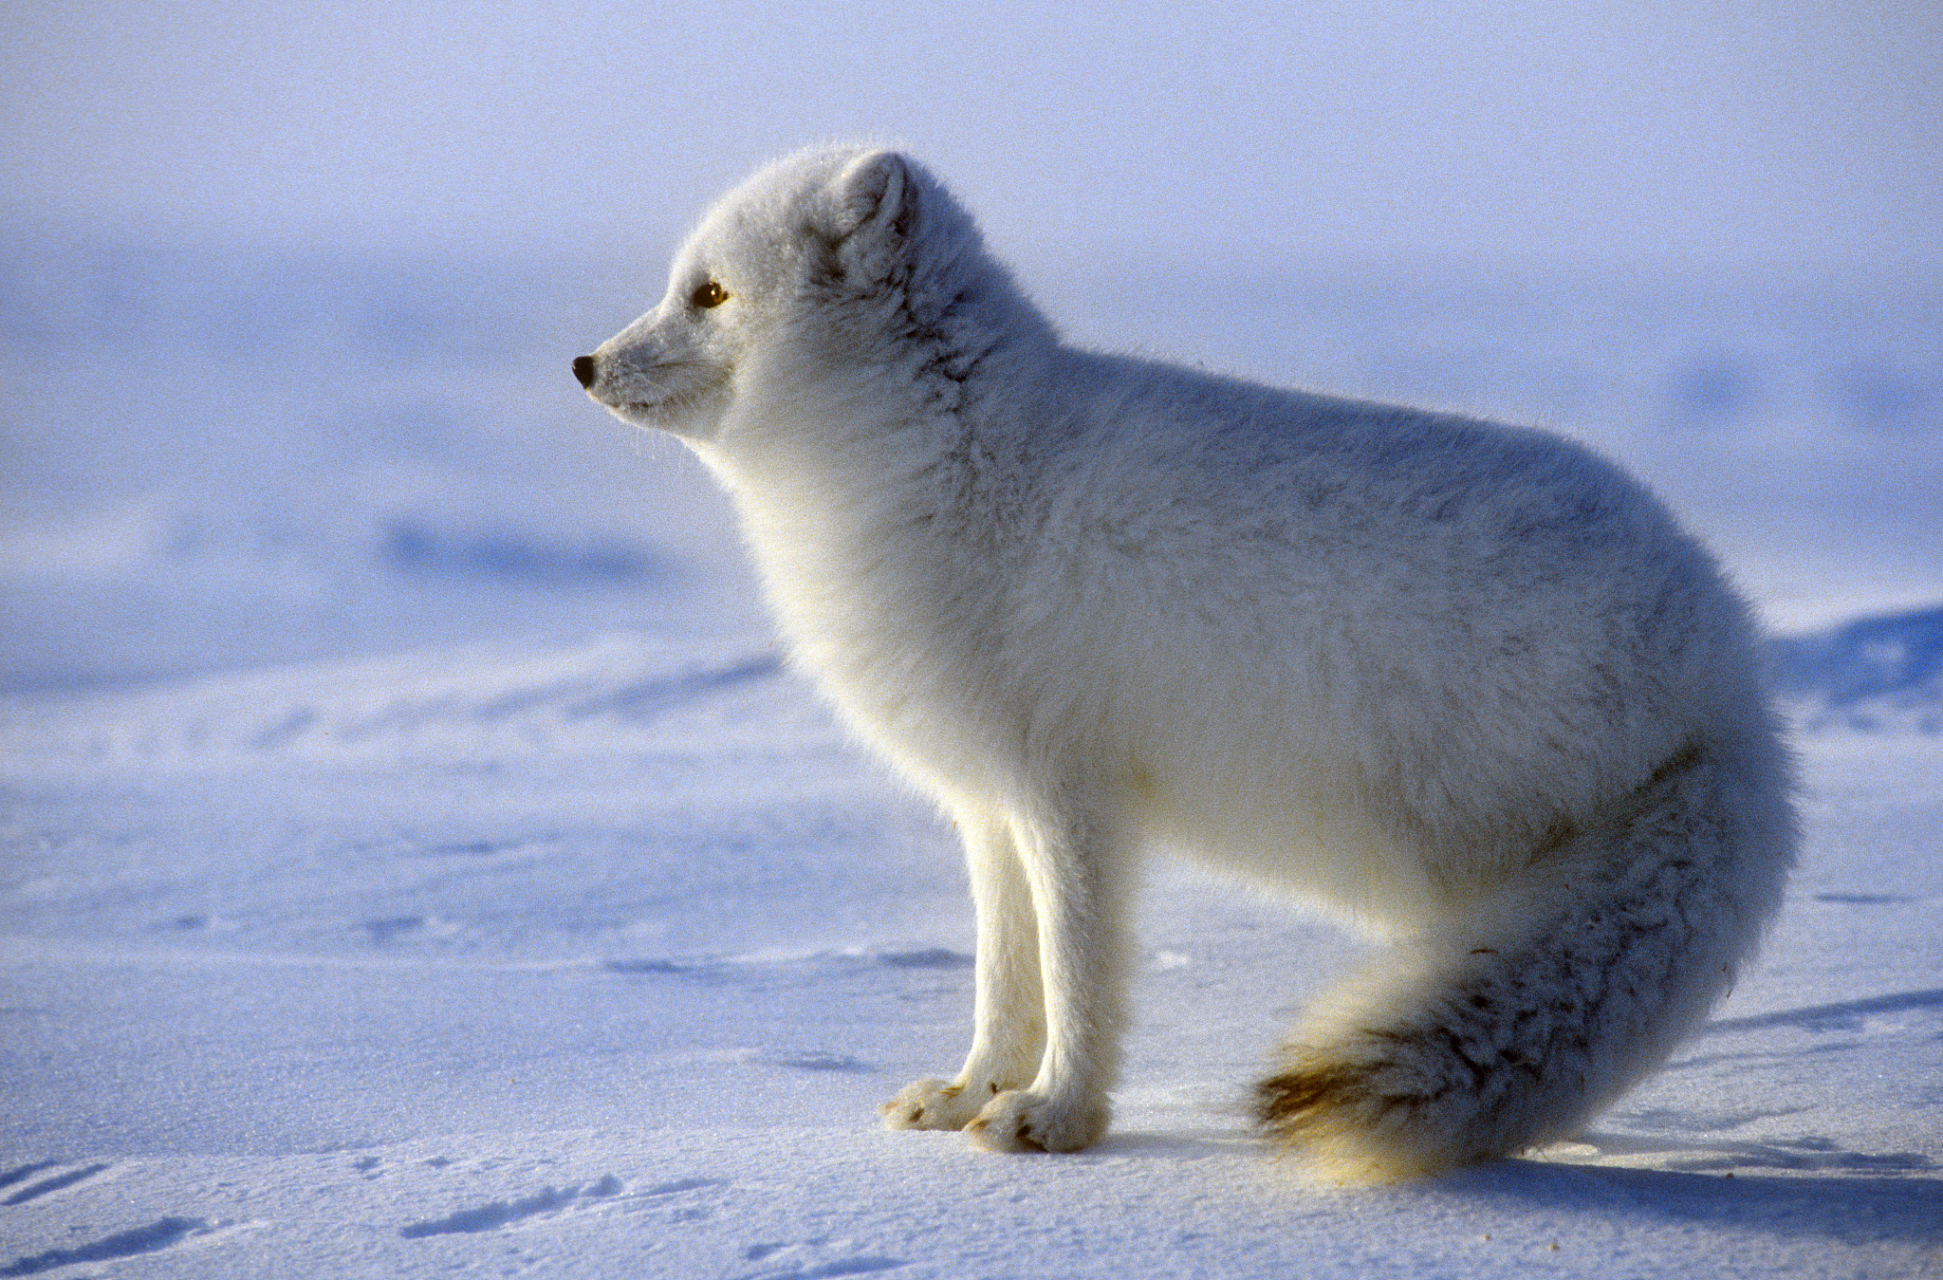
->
[827,150,918,283]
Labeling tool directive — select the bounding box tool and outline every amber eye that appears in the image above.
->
[689,280,728,309]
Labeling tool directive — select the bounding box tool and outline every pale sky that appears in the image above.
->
[6,0,1940,272]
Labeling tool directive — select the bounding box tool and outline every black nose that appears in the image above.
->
[572,354,598,388]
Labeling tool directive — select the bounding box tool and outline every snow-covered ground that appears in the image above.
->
[2,228,1939,1277]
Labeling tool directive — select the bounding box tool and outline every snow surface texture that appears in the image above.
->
[2,228,1939,1276]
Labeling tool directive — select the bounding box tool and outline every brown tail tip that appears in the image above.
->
[1254,1062,1369,1139]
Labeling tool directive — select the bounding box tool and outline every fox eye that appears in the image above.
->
[689,280,729,309]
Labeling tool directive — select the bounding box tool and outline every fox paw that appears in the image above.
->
[881,1078,991,1131]
[965,1090,1109,1153]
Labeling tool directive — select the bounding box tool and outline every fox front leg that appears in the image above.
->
[963,796,1131,1153]
[883,809,1046,1132]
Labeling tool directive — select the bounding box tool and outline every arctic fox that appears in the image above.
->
[574,147,1797,1180]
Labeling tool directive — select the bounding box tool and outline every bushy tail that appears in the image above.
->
[1256,731,1795,1182]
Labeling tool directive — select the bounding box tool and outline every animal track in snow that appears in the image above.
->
[749,1050,876,1073]
[398,1173,726,1239]
[1,1162,111,1207]
[1,1216,217,1276]
[601,946,971,985]
[735,1239,908,1280]
[871,947,971,969]
[400,1178,621,1237]
[0,1164,60,1193]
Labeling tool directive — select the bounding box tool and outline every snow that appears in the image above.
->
[2,227,1940,1277]
[1770,606,1943,736]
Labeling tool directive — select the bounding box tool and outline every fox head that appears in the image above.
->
[574,147,998,444]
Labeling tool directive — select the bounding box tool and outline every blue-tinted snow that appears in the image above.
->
[0,225,1938,1278]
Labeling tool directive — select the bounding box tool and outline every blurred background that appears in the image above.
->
[5,0,1940,691]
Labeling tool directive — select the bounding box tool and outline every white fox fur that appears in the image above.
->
[575,146,1797,1180]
